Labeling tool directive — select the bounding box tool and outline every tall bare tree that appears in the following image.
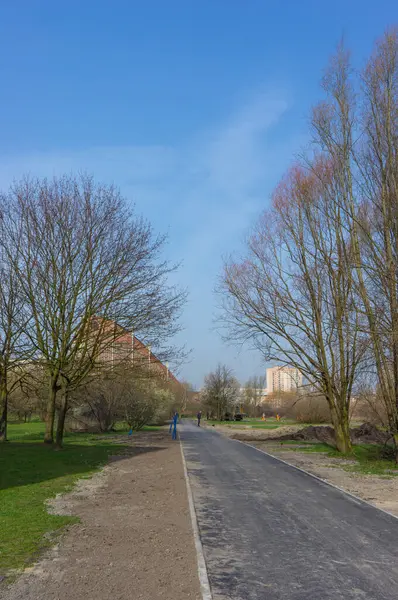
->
[219,157,366,452]
[219,32,398,453]
[357,30,398,453]
[310,30,398,457]
[1,174,185,446]
[0,214,31,441]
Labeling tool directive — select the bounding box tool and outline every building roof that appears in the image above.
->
[90,316,180,385]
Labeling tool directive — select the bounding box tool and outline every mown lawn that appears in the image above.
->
[0,421,130,576]
[279,440,398,476]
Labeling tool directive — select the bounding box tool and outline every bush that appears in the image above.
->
[70,375,125,432]
[124,384,174,429]
[65,368,177,432]
[287,394,330,423]
[258,403,278,417]
[350,389,389,427]
[263,392,298,417]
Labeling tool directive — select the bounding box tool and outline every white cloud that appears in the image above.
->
[201,93,289,196]
[0,90,296,386]
[175,92,291,266]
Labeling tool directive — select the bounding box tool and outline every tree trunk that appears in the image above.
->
[393,433,398,464]
[44,376,58,444]
[0,384,8,442]
[330,405,352,453]
[55,384,69,449]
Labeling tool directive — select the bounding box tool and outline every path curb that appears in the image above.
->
[179,434,212,600]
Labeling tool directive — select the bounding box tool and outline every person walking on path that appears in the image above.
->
[197,411,202,427]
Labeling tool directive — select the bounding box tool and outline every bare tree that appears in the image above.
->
[242,375,266,417]
[0,216,31,441]
[1,174,186,446]
[201,365,240,420]
[219,156,366,452]
[166,380,194,415]
[76,371,125,432]
[70,363,176,432]
[310,31,398,457]
[218,33,398,453]
[357,31,398,453]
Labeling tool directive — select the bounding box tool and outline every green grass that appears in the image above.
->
[279,440,398,476]
[6,420,47,441]
[6,420,160,442]
[278,440,332,451]
[0,421,130,576]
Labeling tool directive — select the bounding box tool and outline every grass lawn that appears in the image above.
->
[0,421,131,576]
[279,440,398,476]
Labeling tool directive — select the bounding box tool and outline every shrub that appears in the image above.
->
[288,394,330,423]
[350,388,389,427]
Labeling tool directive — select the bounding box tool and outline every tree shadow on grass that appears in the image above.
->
[0,441,164,492]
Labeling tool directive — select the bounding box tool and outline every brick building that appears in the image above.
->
[91,316,179,384]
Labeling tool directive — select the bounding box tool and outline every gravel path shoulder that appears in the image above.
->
[2,431,201,600]
[249,441,398,517]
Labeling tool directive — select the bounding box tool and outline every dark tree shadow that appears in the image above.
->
[0,441,164,492]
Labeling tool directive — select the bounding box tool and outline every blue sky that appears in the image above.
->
[0,1,397,387]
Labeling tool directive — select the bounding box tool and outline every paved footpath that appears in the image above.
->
[180,421,398,600]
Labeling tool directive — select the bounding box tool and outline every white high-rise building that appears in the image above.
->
[266,366,303,394]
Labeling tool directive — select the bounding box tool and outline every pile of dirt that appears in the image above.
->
[351,422,391,444]
[231,425,336,444]
[228,424,304,441]
[231,422,391,446]
[279,425,336,445]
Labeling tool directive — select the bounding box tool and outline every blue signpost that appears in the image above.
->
[170,412,178,440]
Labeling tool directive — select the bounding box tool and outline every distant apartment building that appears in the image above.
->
[266,366,303,395]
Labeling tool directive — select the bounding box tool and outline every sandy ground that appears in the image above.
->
[2,431,201,600]
[248,441,398,517]
[202,422,304,439]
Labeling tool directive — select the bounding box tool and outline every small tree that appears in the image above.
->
[242,376,266,417]
[168,380,193,416]
[78,372,125,432]
[288,394,331,423]
[201,365,240,420]
[123,382,173,430]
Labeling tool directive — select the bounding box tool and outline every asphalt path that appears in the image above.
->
[180,421,398,600]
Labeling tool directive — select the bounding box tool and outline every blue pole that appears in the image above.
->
[171,412,178,440]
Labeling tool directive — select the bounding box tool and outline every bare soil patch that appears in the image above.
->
[204,422,305,440]
[247,441,398,517]
[2,431,201,600]
[226,422,391,446]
